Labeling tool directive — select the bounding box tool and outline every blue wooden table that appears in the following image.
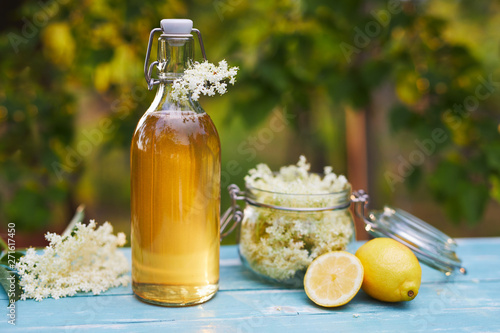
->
[2,237,500,332]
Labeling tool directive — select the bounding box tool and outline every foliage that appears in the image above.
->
[0,240,24,303]
[0,0,499,231]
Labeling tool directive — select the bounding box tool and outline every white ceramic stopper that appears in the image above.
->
[160,19,193,34]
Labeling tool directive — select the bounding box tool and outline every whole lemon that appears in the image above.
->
[355,238,421,302]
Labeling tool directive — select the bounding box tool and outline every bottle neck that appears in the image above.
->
[150,35,202,113]
[157,35,194,82]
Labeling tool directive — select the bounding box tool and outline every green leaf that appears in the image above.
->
[490,175,500,203]
[0,266,22,303]
[406,166,422,192]
[428,160,463,199]
[483,143,500,170]
[0,252,24,267]
[389,105,414,132]
[5,188,51,231]
[458,183,489,225]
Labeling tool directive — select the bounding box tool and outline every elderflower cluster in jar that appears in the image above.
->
[171,60,238,102]
[239,156,354,285]
[16,220,130,301]
[245,155,348,198]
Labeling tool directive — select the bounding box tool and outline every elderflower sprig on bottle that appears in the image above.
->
[171,60,238,102]
[16,220,130,301]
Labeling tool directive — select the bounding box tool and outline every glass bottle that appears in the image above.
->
[131,19,221,306]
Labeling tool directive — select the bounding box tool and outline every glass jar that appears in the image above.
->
[222,181,356,287]
[222,180,467,282]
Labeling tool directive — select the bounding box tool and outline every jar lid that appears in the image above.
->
[364,206,466,275]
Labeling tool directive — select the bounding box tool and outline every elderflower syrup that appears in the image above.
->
[131,19,221,306]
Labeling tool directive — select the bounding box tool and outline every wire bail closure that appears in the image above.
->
[143,25,208,91]
[220,185,245,240]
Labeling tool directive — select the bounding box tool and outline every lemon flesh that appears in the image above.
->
[304,251,364,307]
[356,238,422,302]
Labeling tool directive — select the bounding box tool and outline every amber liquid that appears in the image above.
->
[131,110,221,306]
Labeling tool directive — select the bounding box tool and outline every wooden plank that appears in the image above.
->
[1,238,500,301]
[2,281,499,332]
[1,238,499,332]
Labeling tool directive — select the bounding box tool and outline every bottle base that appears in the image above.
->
[132,282,219,307]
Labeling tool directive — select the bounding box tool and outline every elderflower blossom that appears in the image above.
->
[171,60,238,102]
[239,156,354,284]
[16,220,130,301]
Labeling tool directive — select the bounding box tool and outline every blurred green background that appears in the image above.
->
[1,0,500,246]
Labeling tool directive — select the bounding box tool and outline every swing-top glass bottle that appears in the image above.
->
[130,19,221,306]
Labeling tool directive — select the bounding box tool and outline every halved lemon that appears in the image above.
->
[304,251,364,307]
